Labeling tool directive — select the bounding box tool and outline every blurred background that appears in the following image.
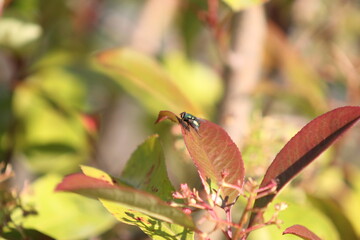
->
[0,0,360,239]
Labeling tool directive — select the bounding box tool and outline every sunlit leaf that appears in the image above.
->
[250,106,360,224]
[82,135,194,239]
[118,135,194,239]
[80,165,194,240]
[93,47,201,115]
[56,173,196,230]
[119,135,194,239]
[283,224,321,240]
[222,0,267,11]
[101,202,194,240]
[81,165,114,182]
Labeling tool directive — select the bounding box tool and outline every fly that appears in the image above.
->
[178,112,201,133]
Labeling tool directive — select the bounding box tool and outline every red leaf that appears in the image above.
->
[181,118,245,205]
[283,225,322,240]
[251,106,360,224]
[56,173,115,190]
[155,110,245,205]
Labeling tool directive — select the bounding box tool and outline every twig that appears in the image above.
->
[130,0,179,55]
[0,0,4,16]
[220,6,266,148]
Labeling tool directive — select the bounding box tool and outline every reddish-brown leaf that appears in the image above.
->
[155,110,245,205]
[56,173,115,190]
[251,106,360,224]
[181,118,245,205]
[154,110,180,124]
[283,225,322,240]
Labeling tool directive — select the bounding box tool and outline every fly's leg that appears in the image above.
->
[177,116,190,131]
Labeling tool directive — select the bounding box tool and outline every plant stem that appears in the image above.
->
[233,197,255,239]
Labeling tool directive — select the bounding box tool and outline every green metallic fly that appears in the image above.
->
[178,112,201,133]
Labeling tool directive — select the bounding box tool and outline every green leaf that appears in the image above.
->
[79,136,195,240]
[55,173,196,230]
[20,174,114,240]
[120,134,174,200]
[100,200,194,240]
[222,0,267,11]
[116,136,194,239]
[93,47,201,115]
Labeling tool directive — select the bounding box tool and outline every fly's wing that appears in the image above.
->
[190,117,204,133]
[177,116,190,130]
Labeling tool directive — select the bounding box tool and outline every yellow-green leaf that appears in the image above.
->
[222,0,268,11]
[93,47,201,115]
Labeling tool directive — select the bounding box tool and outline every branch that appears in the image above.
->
[220,6,266,148]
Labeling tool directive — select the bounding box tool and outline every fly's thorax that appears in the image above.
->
[181,112,197,120]
[179,112,201,132]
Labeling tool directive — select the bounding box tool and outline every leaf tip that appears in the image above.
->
[155,110,179,124]
[283,224,322,240]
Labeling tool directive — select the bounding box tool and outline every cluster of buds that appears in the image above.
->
[172,184,203,205]
[171,184,209,214]
[171,177,286,239]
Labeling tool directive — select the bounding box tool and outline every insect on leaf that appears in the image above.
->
[156,110,245,205]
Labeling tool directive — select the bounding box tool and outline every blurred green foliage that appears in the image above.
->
[19,174,115,239]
